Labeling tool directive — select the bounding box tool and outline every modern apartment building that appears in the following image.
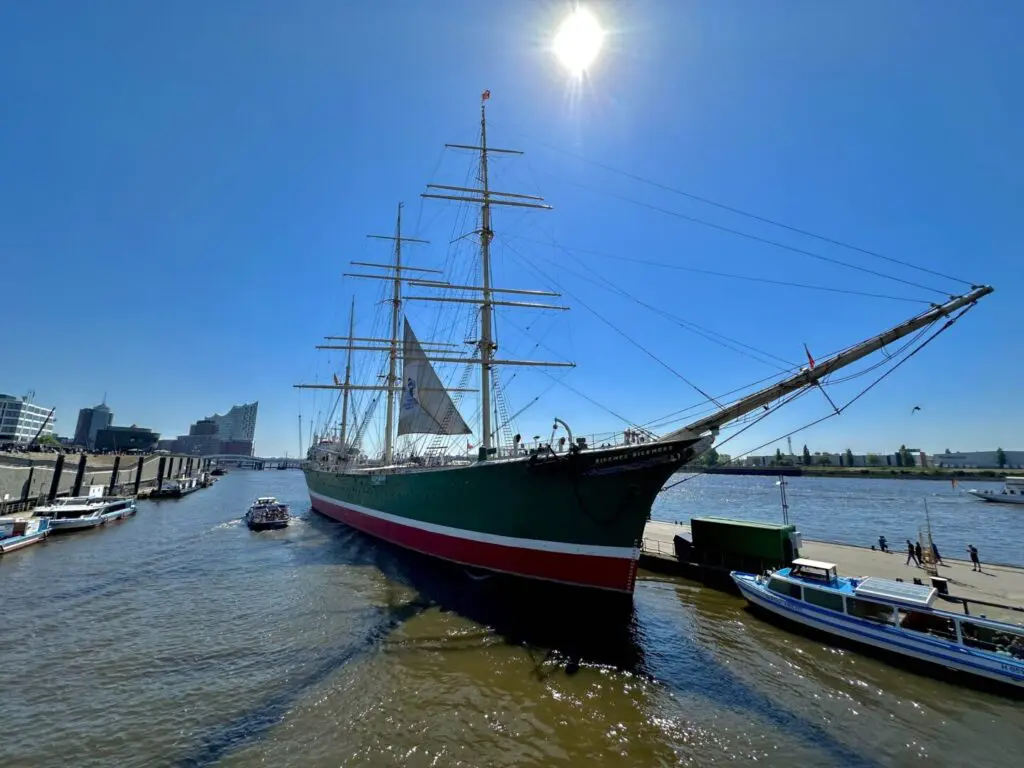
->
[0,393,56,444]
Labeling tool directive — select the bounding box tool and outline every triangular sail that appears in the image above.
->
[397,318,472,436]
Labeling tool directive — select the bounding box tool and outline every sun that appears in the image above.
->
[553,6,605,77]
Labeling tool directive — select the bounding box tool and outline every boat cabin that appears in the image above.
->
[254,496,279,506]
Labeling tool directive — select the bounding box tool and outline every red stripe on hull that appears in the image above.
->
[311,494,637,593]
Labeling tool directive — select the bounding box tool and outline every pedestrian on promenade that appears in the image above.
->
[878,535,889,553]
[914,541,923,565]
[967,545,982,572]
[931,542,944,565]
[905,539,919,567]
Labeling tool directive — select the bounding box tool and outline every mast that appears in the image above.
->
[421,91,570,459]
[662,285,994,441]
[478,101,495,453]
[339,296,355,449]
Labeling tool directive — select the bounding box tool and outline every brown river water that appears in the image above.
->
[1,470,1019,767]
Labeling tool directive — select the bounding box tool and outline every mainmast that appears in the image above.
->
[662,285,994,441]
[421,91,572,458]
[339,296,355,449]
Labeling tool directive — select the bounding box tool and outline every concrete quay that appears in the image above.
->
[0,453,211,515]
[641,520,1024,623]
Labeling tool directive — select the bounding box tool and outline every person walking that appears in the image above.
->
[931,542,944,566]
[914,541,923,565]
[878,535,889,553]
[967,544,982,572]
[905,539,919,567]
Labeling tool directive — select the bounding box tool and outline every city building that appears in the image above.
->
[207,402,258,446]
[0,393,56,444]
[94,426,160,453]
[73,402,113,450]
[170,401,259,456]
[932,450,1024,469]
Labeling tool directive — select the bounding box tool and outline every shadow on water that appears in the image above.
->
[174,510,878,768]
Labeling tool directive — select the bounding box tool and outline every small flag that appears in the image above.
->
[333,373,340,386]
[467,441,474,452]
[803,343,815,370]
[481,89,491,101]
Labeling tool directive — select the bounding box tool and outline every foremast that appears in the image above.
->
[661,285,995,442]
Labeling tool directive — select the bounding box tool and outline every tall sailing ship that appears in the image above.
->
[296,95,993,595]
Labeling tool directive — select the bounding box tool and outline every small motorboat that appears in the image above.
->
[732,559,1024,691]
[0,517,51,554]
[967,476,1024,505]
[245,497,290,531]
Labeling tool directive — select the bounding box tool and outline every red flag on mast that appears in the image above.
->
[803,343,815,370]
[481,89,491,101]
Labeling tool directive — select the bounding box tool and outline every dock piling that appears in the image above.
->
[134,455,144,495]
[156,456,166,491]
[71,454,88,497]
[47,454,65,501]
[108,456,121,496]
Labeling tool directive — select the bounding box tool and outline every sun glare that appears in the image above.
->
[553,6,605,77]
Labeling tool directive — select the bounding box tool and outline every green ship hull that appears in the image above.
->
[304,436,707,593]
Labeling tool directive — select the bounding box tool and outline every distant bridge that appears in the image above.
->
[203,454,303,469]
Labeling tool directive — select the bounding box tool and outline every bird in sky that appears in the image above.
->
[911,405,922,414]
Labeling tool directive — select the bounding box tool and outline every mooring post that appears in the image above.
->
[22,466,35,502]
[47,454,66,501]
[71,453,88,497]
[108,455,121,496]
[134,455,145,495]
[156,456,166,491]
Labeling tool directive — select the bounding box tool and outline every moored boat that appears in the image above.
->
[34,486,137,532]
[967,476,1024,505]
[295,95,993,596]
[245,497,290,531]
[732,559,1024,691]
[0,517,51,554]
[151,475,200,499]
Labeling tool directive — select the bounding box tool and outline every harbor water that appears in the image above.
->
[1,472,1020,767]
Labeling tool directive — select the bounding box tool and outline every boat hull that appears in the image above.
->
[304,437,705,593]
[247,519,289,531]
[48,516,104,532]
[968,489,1024,504]
[0,530,48,554]
[732,573,1024,690]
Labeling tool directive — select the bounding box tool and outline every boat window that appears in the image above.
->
[803,588,844,612]
[898,609,956,641]
[845,597,895,625]
[768,577,802,599]
[961,622,1024,658]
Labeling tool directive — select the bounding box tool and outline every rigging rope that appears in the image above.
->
[659,302,975,492]
[503,128,975,288]
[506,236,932,305]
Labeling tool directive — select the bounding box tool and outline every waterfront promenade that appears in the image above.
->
[643,520,1024,622]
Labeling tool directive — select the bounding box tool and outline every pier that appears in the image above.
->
[641,520,1024,622]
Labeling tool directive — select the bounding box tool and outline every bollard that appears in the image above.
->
[47,454,66,501]
[108,455,121,496]
[22,466,35,502]
[71,453,88,497]
[134,455,145,495]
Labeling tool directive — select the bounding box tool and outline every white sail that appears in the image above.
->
[397,318,472,436]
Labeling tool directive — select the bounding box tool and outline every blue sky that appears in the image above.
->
[1,1,1019,458]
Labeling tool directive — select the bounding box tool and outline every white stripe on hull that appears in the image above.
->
[307,489,637,560]
[0,533,46,553]
[735,578,1024,688]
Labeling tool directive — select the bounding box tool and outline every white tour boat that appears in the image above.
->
[967,476,1024,505]
[34,486,137,532]
[732,558,1024,691]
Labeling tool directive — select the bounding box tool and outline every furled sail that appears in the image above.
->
[397,318,472,436]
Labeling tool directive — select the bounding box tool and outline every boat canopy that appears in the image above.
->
[854,576,936,608]
[791,558,837,570]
